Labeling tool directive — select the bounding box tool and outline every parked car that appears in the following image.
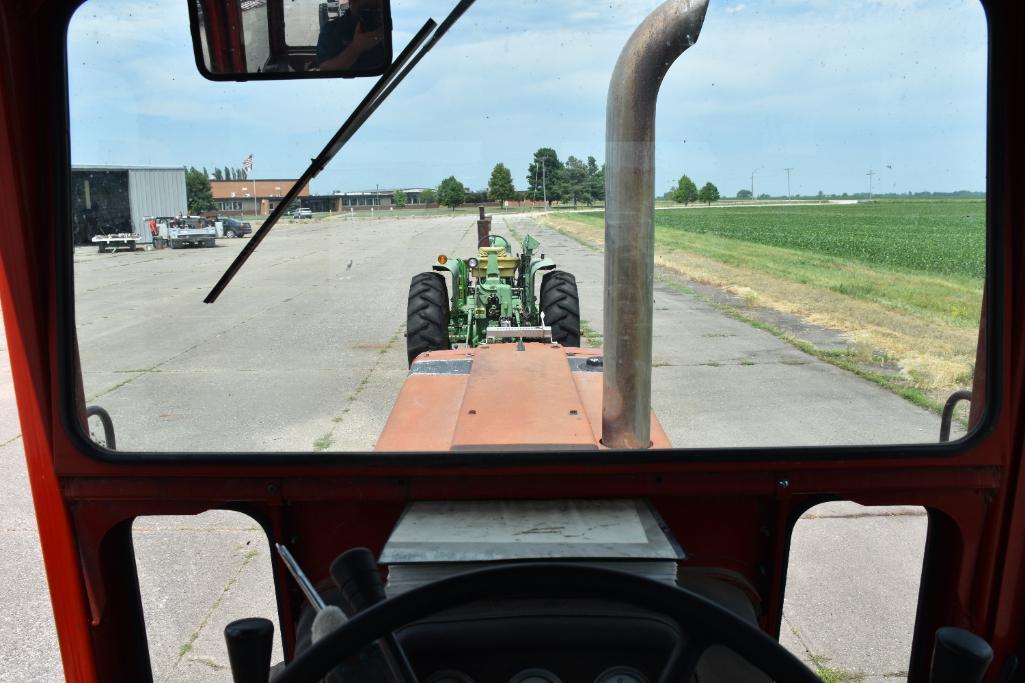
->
[220,217,252,237]
[291,208,313,219]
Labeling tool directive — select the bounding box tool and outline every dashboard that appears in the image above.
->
[394,598,682,683]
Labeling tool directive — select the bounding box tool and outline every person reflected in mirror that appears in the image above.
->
[314,0,386,71]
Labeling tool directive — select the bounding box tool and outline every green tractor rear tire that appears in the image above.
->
[540,271,581,347]
[406,272,452,366]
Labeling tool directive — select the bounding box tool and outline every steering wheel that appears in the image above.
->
[477,234,512,250]
[274,563,820,683]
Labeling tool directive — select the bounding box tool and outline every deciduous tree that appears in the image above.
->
[438,176,467,210]
[736,189,752,199]
[186,166,215,213]
[563,156,591,207]
[527,148,564,204]
[393,189,407,207]
[587,157,605,203]
[699,181,720,205]
[487,163,515,207]
[671,175,698,204]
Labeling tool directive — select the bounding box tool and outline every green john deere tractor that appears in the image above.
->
[406,233,580,366]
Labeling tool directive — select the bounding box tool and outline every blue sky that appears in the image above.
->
[68,0,988,197]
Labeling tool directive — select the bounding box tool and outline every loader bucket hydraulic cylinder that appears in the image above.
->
[602,0,709,449]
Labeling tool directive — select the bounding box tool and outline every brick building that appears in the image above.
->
[211,179,311,216]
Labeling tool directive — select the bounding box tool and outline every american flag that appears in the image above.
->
[242,154,253,170]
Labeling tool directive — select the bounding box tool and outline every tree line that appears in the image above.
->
[210,166,249,181]
[428,147,607,210]
[667,174,720,205]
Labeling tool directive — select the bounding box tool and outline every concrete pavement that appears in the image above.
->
[2,213,932,680]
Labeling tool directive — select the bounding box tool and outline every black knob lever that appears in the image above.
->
[330,547,390,617]
[224,617,274,683]
[330,548,418,682]
[931,626,993,683]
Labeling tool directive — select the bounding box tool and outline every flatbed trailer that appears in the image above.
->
[90,233,139,253]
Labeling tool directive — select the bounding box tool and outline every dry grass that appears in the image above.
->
[540,213,979,397]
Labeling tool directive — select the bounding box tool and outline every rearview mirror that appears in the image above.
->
[189,0,393,79]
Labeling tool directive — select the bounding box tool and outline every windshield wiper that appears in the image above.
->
[205,0,478,303]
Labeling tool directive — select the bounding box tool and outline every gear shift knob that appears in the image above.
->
[930,626,992,683]
[224,617,274,683]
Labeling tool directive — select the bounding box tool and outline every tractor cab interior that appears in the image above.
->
[0,0,1022,682]
[190,0,394,77]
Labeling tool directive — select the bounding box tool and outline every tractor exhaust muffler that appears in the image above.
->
[602,0,709,449]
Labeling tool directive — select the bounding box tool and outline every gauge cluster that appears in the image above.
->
[425,666,649,683]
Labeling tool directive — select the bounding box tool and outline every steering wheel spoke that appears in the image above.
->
[658,636,706,683]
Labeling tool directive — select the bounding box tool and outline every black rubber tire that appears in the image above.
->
[540,271,581,347]
[406,272,451,366]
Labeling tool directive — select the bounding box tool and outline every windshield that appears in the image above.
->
[68,0,988,454]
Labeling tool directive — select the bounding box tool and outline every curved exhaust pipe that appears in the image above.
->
[602,0,710,449]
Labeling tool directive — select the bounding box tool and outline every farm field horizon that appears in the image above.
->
[543,199,985,408]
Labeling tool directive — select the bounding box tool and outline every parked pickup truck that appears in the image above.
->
[155,217,216,249]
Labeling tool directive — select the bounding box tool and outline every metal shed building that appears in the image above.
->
[71,166,188,245]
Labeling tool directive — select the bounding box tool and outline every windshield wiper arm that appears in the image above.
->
[205,0,478,303]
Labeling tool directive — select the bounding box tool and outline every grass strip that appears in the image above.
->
[540,209,979,399]
[655,275,944,415]
[580,320,603,347]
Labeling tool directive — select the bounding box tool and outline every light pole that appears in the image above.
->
[866,169,876,199]
[542,158,548,207]
[784,168,794,200]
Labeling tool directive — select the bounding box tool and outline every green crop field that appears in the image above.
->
[574,199,985,279]
[545,199,986,400]
[657,200,985,279]
[560,200,985,325]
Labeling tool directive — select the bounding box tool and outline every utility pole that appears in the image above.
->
[784,168,794,200]
[542,158,548,207]
[866,169,876,199]
[750,168,758,199]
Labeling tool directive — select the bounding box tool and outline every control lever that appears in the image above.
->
[276,543,327,612]
[331,548,418,682]
[224,617,274,683]
[930,626,993,683]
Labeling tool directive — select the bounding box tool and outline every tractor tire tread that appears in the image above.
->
[540,271,581,347]
[407,272,451,366]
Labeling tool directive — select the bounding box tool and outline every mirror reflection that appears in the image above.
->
[191,0,392,78]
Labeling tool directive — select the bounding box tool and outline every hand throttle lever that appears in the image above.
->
[331,547,418,682]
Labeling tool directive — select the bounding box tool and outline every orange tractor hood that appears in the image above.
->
[377,344,671,452]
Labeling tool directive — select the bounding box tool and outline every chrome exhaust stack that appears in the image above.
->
[602,0,709,449]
